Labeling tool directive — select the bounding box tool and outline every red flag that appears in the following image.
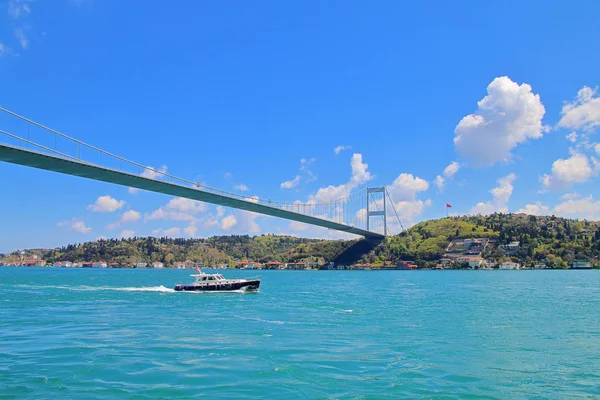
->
[446,203,452,208]
[195,267,200,273]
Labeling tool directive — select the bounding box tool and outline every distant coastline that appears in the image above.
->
[2,213,600,271]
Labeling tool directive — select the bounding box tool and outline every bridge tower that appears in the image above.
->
[366,186,387,236]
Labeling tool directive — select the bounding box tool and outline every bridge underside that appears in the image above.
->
[0,144,385,239]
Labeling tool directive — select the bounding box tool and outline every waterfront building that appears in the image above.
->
[93,262,107,268]
[499,262,520,270]
[236,261,260,269]
[534,264,547,269]
[152,262,164,269]
[264,261,284,269]
[173,262,185,269]
[503,241,521,255]
[571,260,592,269]
[135,262,148,268]
[287,262,306,270]
[457,256,484,269]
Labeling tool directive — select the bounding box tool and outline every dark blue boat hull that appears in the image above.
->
[174,280,260,292]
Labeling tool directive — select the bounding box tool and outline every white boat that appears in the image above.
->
[174,270,260,292]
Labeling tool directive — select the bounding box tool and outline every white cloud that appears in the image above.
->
[454,76,546,166]
[119,230,135,239]
[561,192,581,200]
[388,173,429,201]
[300,157,317,182]
[311,153,373,204]
[221,215,237,231]
[469,173,516,215]
[0,42,14,56]
[184,223,197,237]
[141,165,168,180]
[434,175,445,191]
[469,202,497,216]
[385,173,431,226]
[566,132,578,143]
[558,86,600,132]
[289,221,310,231]
[300,157,316,168]
[540,152,597,191]
[163,227,181,237]
[281,175,301,189]
[128,187,140,195]
[236,211,261,233]
[58,219,92,233]
[107,209,141,230]
[96,236,107,241]
[281,158,317,190]
[516,202,549,216]
[122,210,141,223]
[14,28,27,49]
[234,184,249,192]
[393,199,432,225]
[224,172,232,179]
[434,161,461,191]
[87,195,125,213]
[145,197,206,222]
[151,229,161,235]
[334,145,351,155]
[166,197,206,214]
[7,1,32,51]
[8,0,31,19]
[443,161,460,178]
[554,195,600,219]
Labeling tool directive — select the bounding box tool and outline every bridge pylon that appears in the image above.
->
[366,186,387,236]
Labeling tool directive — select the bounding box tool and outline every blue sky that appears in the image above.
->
[1,0,600,252]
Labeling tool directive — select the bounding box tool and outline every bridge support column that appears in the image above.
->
[366,186,386,236]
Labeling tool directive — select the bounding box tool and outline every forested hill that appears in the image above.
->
[24,235,361,267]
[4,214,600,268]
[362,214,600,268]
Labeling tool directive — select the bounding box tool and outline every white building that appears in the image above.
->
[571,260,592,269]
[499,262,520,270]
[135,262,148,269]
[93,262,107,268]
[152,262,164,269]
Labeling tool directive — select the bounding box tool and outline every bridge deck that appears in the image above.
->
[0,144,385,239]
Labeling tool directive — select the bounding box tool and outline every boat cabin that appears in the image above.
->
[192,272,226,282]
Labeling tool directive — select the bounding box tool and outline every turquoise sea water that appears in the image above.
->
[1,267,599,399]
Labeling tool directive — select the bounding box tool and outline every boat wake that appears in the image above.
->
[11,284,257,294]
[11,284,176,293]
[104,285,176,293]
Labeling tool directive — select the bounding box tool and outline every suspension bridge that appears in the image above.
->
[0,107,403,239]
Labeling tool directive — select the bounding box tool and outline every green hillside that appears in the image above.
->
[4,213,600,269]
[362,214,600,268]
